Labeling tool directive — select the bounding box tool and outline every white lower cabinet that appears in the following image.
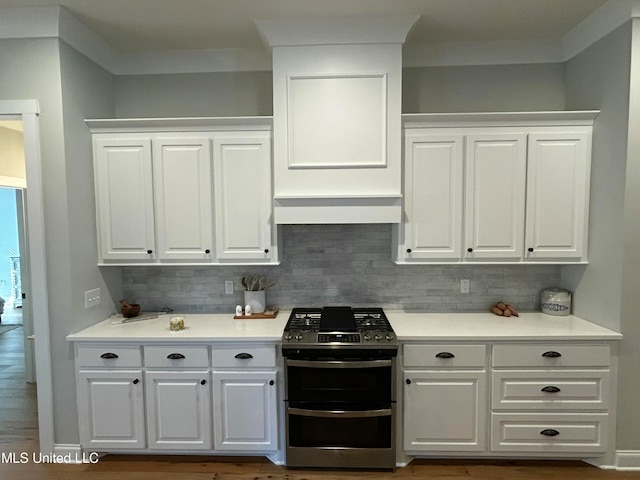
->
[489,343,612,455]
[491,412,609,453]
[74,341,279,456]
[77,370,146,449]
[145,371,212,450]
[212,371,278,451]
[212,344,278,452]
[403,344,488,452]
[401,341,615,459]
[404,370,487,452]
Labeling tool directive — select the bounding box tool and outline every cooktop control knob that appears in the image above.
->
[283,333,292,341]
[385,333,395,341]
[363,334,371,341]
[295,334,304,341]
[374,333,383,341]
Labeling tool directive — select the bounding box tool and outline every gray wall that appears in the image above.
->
[113,65,566,118]
[563,21,637,450]
[123,224,560,314]
[56,42,118,443]
[402,63,566,113]
[562,23,632,334]
[115,72,273,117]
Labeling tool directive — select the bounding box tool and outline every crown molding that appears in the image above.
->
[1,2,639,75]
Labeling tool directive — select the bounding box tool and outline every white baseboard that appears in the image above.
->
[586,451,640,471]
[50,444,100,464]
[614,451,640,470]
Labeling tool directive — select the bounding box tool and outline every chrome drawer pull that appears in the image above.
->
[167,353,186,360]
[235,353,253,359]
[435,352,455,359]
[540,428,560,437]
[541,386,561,393]
[541,351,562,358]
[100,352,118,359]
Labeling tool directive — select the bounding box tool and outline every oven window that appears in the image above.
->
[288,412,392,448]
[286,361,392,403]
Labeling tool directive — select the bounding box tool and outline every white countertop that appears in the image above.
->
[66,310,622,343]
[388,311,622,341]
[66,311,290,343]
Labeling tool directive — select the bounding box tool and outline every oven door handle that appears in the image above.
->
[286,359,392,369]
[287,407,392,418]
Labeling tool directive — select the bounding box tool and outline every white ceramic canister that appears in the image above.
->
[540,288,572,316]
[244,290,266,314]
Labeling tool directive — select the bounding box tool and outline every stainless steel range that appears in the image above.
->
[281,306,398,470]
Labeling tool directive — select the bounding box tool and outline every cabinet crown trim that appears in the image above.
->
[85,116,273,132]
[402,111,599,128]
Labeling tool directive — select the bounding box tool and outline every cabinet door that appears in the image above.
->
[212,371,278,451]
[153,137,214,261]
[145,370,212,450]
[94,137,155,262]
[213,133,274,261]
[402,134,463,260]
[465,133,527,261]
[77,370,145,449]
[525,131,590,260]
[404,370,487,452]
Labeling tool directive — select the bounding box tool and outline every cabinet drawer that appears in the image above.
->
[212,345,276,368]
[492,370,610,410]
[77,345,142,368]
[492,344,610,368]
[491,412,608,453]
[144,345,209,368]
[404,344,486,368]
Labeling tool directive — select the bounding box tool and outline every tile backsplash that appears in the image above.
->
[122,224,561,313]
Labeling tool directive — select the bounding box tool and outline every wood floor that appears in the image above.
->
[1,319,640,479]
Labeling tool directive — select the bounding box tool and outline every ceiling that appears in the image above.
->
[0,0,608,54]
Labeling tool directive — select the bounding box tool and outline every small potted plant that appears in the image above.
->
[241,275,274,314]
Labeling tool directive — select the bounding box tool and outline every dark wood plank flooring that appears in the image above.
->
[1,319,640,479]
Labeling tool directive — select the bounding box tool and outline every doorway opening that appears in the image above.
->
[0,102,52,452]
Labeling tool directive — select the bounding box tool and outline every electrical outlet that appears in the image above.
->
[84,288,102,309]
[224,280,234,295]
[460,279,470,294]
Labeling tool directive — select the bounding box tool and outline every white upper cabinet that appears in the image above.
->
[395,112,598,264]
[464,133,527,261]
[94,136,156,262]
[153,136,214,261]
[89,117,279,266]
[525,132,590,260]
[213,132,275,262]
[257,16,418,224]
[401,133,464,260]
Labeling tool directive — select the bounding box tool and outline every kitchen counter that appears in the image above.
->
[388,311,622,341]
[66,311,291,342]
[67,309,622,343]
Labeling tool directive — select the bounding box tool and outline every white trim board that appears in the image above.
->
[2,3,640,74]
[586,450,640,470]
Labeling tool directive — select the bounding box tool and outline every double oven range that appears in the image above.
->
[281,306,398,469]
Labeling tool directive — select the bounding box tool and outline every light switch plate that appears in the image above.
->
[460,279,470,294]
[224,280,234,295]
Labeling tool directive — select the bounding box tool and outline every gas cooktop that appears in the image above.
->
[282,306,397,350]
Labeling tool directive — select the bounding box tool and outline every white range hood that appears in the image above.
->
[256,15,419,224]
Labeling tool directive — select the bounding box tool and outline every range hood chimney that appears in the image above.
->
[256,15,419,224]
